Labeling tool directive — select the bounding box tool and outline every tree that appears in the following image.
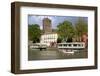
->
[57,21,75,42]
[57,37,62,43]
[75,18,88,41]
[28,24,41,43]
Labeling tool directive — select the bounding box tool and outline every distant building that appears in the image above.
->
[43,18,52,34]
[82,33,88,47]
[40,18,58,47]
[40,33,58,46]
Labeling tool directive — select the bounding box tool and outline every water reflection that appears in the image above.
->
[28,47,87,60]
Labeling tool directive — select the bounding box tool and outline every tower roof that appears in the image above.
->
[43,18,51,21]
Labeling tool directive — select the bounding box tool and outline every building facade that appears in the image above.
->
[40,18,58,47]
[40,33,58,47]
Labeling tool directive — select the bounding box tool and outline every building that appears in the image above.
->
[40,18,58,47]
[82,33,88,47]
[40,33,58,47]
[43,18,52,34]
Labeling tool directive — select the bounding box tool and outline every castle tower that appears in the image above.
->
[43,18,52,34]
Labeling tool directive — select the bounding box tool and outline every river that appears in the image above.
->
[28,47,87,60]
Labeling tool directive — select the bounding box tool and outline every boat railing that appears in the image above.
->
[58,42,85,49]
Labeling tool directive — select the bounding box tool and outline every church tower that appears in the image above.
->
[43,18,52,34]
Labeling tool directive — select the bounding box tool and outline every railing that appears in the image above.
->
[29,43,47,50]
[58,42,85,49]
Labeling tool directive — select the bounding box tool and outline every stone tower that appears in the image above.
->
[43,18,52,34]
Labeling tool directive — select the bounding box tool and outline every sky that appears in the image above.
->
[28,15,88,29]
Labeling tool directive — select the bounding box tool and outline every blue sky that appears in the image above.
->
[28,15,88,29]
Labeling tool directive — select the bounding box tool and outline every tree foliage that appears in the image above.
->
[28,24,41,43]
[57,21,75,42]
[75,18,88,41]
[75,18,88,37]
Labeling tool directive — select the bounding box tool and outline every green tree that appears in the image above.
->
[57,21,75,42]
[28,24,41,43]
[57,37,62,43]
[75,18,88,41]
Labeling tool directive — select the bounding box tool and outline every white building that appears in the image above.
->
[40,33,58,46]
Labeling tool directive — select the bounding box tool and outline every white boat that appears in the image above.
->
[29,43,47,50]
[58,42,85,54]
